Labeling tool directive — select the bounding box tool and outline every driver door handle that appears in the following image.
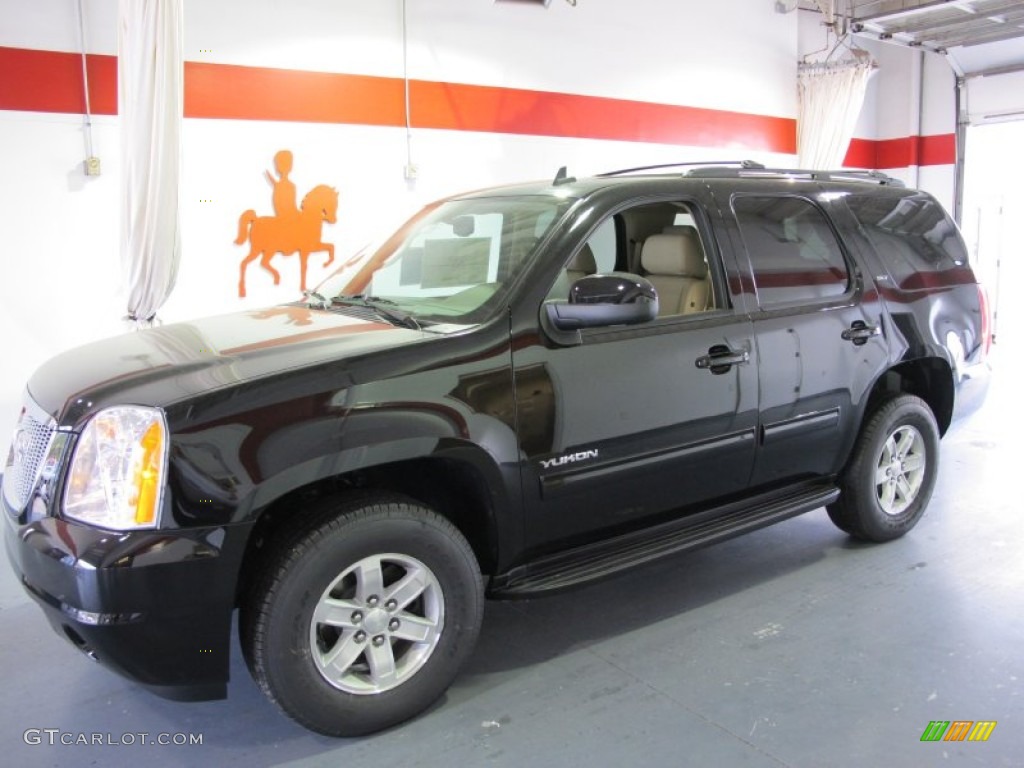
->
[842,321,881,345]
[696,345,750,373]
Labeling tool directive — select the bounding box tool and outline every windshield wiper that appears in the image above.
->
[303,290,331,310]
[330,295,421,330]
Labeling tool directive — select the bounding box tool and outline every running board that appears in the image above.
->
[490,484,839,597]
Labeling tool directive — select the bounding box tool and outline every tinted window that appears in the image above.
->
[733,196,849,307]
[846,193,967,290]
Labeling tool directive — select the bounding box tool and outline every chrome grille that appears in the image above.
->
[2,398,56,512]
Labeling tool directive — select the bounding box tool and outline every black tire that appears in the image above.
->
[827,394,940,542]
[240,494,483,736]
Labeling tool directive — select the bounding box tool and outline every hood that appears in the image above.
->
[28,305,431,429]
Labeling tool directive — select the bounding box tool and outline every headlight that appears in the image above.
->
[63,406,168,530]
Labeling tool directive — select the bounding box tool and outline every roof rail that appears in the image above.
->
[596,160,765,177]
[683,165,905,187]
[595,161,904,188]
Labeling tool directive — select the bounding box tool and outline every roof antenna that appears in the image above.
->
[552,165,576,186]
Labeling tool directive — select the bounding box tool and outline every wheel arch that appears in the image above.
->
[864,356,955,436]
[235,448,511,607]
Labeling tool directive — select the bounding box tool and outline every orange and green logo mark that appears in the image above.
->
[920,721,997,742]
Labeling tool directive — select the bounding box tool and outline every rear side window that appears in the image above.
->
[733,196,850,307]
[846,193,967,290]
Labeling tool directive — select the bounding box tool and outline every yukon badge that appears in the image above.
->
[539,449,599,470]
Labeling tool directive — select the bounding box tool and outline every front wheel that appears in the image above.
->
[240,494,483,736]
[827,394,940,542]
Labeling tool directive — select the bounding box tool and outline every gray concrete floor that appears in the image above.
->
[2,359,1022,768]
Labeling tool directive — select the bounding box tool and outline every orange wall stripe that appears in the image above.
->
[406,78,795,151]
[2,45,794,151]
[2,45,955,166]
[185,61,408,127]
[844,138,877,169]
[187,61,796,152]
[0,46,116,114]
[919,133,955,166]
[844,134,955,169]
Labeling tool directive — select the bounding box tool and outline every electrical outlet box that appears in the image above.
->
[85,157,101,176]
[404,164,419,181]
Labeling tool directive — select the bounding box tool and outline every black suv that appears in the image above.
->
[3,162,990,736]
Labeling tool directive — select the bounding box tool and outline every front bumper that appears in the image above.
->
[4,505,252,701]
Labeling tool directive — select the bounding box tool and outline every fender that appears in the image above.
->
[165,385,522,556]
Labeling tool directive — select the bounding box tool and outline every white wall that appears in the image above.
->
[0,0,805,443]
[0,110,125,433]
[870,43,955,211]
[0,1,970,455]
[0,1,967,449]
[0,0,118,52]
[1,0,125,449]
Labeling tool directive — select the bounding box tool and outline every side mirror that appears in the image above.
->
[545,273,659,331]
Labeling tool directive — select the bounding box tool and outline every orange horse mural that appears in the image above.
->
[235,152,339,298]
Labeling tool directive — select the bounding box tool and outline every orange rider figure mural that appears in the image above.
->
[235,150,338,298]
[266,149,299,220]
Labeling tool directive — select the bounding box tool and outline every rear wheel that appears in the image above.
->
[827,394,939,542]
[241,494,483,736]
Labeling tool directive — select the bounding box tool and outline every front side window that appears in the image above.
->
[316,195,572,323]
[545,199,718,317]
[733,196,850,307]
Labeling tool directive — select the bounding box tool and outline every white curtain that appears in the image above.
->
[797,56,875,170]
[119,0,183,326]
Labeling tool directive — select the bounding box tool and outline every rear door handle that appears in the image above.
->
[842,322,881,345]
[696,345,749,374]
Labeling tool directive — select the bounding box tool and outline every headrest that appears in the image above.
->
[568,243,597,274]
[641,232,706,277]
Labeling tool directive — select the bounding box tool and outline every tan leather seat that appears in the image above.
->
[640,229,710,316]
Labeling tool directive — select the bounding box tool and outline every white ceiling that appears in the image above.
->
[806,0,1024,75]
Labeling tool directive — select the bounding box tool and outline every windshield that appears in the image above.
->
[315,195,573,324]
